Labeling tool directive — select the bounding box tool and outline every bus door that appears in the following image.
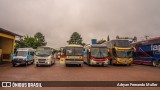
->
[152,44,160,63]
[60,47,66,64]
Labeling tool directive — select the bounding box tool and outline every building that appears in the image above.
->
[0,27,22,64]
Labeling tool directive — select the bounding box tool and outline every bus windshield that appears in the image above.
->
[35,47,52,56]
[15,51,28,57]
[116,50,132,58]
[91,48,108,58]
[66,47,83,56]
[111,40,130,47]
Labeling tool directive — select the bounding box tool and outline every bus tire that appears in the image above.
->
[36,64,39,67]
[79,64,81,67]
[31,59,34,64]
[152,60,157,67]
[110,60,113,65]
[12,64,15,67]
[25,61,28,66]
[157,60,160,68]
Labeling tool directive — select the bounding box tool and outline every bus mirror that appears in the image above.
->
[83,51,87,55]
[27,55,31,59]
[11,54,15,58]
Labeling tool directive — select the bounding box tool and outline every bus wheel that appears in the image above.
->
[25,62,28,66]
[12,64,15,67]
[79,64,81,67]
[31,60,34,64]
[36,64,39,67]
[157,60,160,68]
[152,60,157,67]
[110,61,113,65]
[65,64,68,67]
[109,59,113,65]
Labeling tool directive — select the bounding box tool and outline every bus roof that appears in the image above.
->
[131,37,160,45]
[17,48,34,51]
[91,44,107,48]
[111,39,130,41]
[65,44,83,47]
[37,46,53,49]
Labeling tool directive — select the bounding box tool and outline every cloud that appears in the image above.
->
[0,0,160,48]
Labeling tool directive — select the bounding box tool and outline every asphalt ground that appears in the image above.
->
[0,59,159,90]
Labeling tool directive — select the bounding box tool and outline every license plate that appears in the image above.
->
[39,61,45,63]
[16,63,20,65]
[125,61,128,64]
[97,62,102,65]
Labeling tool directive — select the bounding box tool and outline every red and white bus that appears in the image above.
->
[83,44,109,66]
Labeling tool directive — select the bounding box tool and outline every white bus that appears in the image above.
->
[34,46,55,67]
[12,48,35,67]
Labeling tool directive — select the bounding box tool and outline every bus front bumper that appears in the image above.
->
[114,58,133,65]
[90,60,109,65]
[35,61,51,65]
[65,60,83,65]
[12,59,26,65]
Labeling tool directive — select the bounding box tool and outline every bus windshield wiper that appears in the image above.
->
[99,49,105,58]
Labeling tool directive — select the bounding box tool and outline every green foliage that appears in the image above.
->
[67,32,83,45]
[107,35,110,41]
[34,32,47,46]
[97,39,106,44]
[15,32,47,49]
[133,36,137,42]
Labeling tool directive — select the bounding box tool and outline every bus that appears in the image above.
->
[131,37,160,67]
[83,44,109,66]
[60,44,83,66]
[34,46,55,67]
[12,48,35,67]
[104,39,133,65]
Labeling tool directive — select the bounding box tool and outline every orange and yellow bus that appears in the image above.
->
[104,39,134,65]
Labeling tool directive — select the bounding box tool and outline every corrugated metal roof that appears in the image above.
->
[0,27,22,37]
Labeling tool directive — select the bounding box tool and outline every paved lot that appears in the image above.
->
[0,59,159,90]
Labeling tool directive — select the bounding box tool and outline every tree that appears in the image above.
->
[133,36,137,42]
[15,32,47,49]
[97,39,106,44]
[116,35,119,39]
[107,35,110,41]
[34,32,47,46]
[67,32,83,45]
[15,38,26,48]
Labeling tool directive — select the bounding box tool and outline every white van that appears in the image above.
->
[12,48,35,67]
[34,46,55,67]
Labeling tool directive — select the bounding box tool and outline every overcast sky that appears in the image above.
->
[0,0,160,48]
